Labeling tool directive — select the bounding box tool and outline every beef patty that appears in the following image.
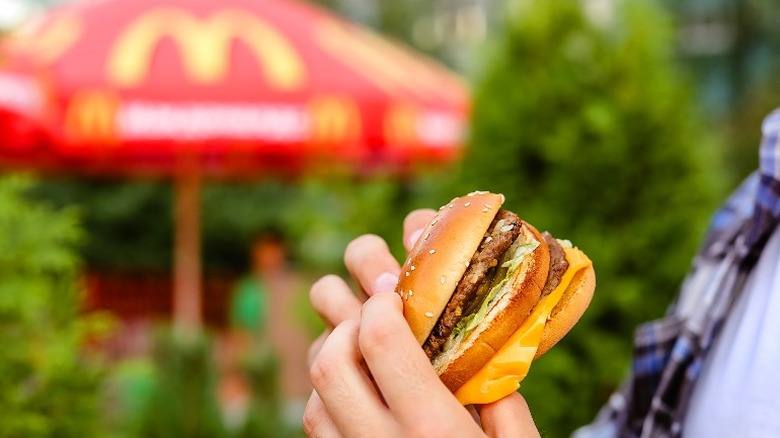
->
[423,209,522,359]
[541,232,569,299]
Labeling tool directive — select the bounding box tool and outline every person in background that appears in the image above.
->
[259,233,312,428]
[303,110,780,437]
[221,232,312,431]
[219,234,273,431]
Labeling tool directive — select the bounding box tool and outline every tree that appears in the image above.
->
[454,0,724,434]
[0,174,109,437]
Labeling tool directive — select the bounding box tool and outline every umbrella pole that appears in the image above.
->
[173,170,202,335]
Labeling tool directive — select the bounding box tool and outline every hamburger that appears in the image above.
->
[396,191,595,405]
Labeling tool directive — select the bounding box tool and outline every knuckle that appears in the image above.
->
[302,404,324,437]
[309,320,358,389]
[409,420,456,438]
[307,332,327,367]
[359,314,397,355]
[309,353,337,390]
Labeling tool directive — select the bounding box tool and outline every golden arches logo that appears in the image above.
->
[64,91,119,145]
[308,96,362,146]
[384,103,419,148]
[107,8,306,89]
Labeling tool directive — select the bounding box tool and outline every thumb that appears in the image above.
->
[478,392,541,438]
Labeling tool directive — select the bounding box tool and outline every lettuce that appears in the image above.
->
[443,236,540,351]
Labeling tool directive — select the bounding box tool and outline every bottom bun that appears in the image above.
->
[450,247,594,405]
[535,264,596,358]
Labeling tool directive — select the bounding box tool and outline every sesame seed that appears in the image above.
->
[409,290,413,297]
[500,194,506,203]
[424,232,430,240]
[410,265,416,271]
[467,192,475,197]
[482,207,490,212]
[425,311,434,318]
[449,203,454,209]
[429,249,436,254]
[440,276,446,285]
[431,219,438,226]
[485,236,493,243]
[464,202,471,207]
[465,261,470,268]
[405,271,410,277]
[501,224,515,233]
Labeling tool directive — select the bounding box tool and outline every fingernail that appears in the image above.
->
[373,272,398,294]
[407,228,424,249]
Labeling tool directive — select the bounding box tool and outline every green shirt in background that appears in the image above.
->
[229,276,267,332]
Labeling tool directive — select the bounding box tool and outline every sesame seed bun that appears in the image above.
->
[396,191,595,395]
[397,191,505,345]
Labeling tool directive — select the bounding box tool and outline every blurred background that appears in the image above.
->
[0,0,778,436]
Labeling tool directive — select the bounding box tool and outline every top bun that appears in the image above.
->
[396,191,506,344]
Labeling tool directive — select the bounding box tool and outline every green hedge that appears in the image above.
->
[0,174,109,437]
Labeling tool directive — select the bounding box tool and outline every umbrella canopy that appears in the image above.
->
[0,0,468,333]
[0,0,467,177]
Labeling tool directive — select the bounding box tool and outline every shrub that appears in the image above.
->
[0,174,108,437]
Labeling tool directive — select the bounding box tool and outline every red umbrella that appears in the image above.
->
[0,0,468,333]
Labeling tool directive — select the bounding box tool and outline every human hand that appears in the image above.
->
[305,209,541,437]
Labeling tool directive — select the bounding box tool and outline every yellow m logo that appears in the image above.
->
[384,103,418,148]
[64,91,119,145]
[308,96,361,146]
[107,8,305,89]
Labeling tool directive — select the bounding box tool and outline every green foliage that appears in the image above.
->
[456,0,724,434]
[30,179,302,272]
[0,174,109,437]
[30,179,175,270]
[136,330,227,438]
[236,349,302,438]
[108,328,301,438]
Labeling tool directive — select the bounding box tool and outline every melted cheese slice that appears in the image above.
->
[453,247,592,405]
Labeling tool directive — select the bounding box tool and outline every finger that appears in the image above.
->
[310,319,395,436]
[308,329,331,368]
[344,234,401,297]
[403,209,437,252]
[310,275,362,327]
[303,391,342,438]
[358,292,466,427]
[478,392,541,438]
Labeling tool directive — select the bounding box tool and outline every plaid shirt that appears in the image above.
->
[576,109,780,438]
